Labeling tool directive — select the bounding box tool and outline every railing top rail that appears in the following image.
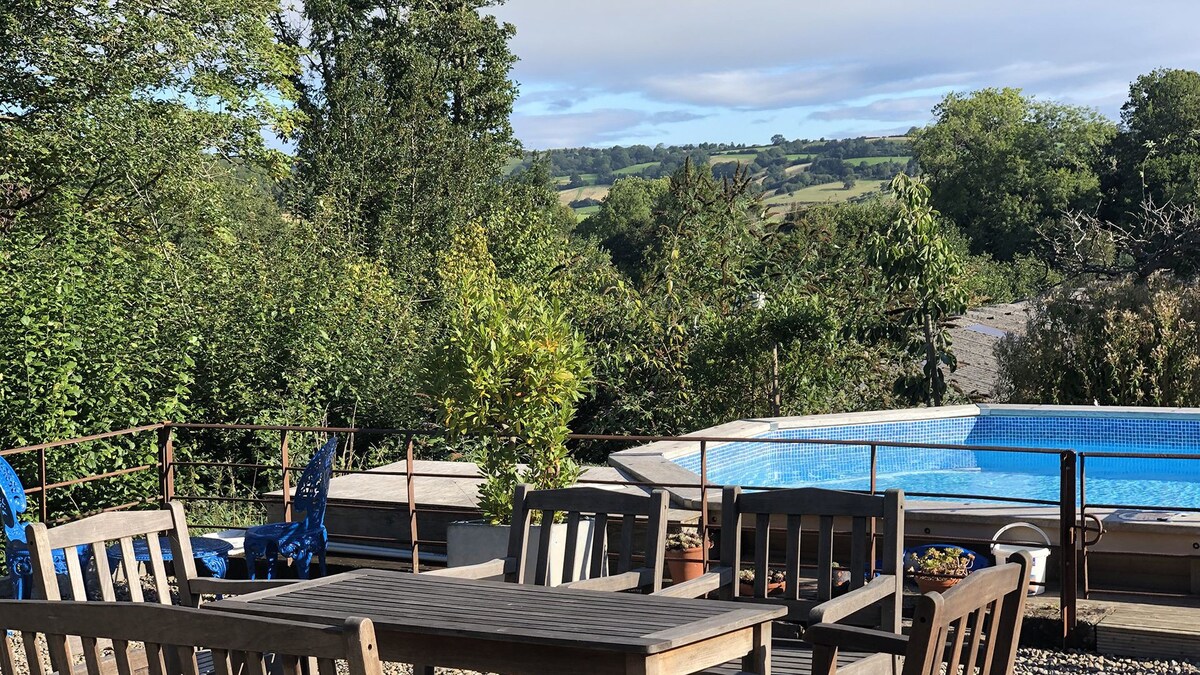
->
[1081,450,1200,460]
[0,423,166,457]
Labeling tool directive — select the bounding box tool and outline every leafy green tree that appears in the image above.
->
[1,0,300,226]
[914,88,1115,259]
[279,0,519,290]
[871,175,968,406]
[430,222,591,524]
[1105,69,1200,219]
[576,177,670,283]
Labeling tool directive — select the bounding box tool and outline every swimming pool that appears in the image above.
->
[671,412,1200,508]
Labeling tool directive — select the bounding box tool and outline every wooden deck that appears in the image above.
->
[1093,596,1200,660]
[267,460,699,554]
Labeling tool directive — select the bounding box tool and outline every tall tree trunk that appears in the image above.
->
[924,310,940,406]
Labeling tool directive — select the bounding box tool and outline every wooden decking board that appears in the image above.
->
[1094,599,1200,659]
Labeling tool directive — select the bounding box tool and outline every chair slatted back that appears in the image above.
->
[903,552,1031,675]
[0,600,382,675]
[26,502,200,607]
[293,437,338,531]
[506,484,669,590]
[720,485,904,627]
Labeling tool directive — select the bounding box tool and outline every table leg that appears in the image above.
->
[741,621,771,675]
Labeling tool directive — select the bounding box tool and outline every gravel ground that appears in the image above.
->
[1016,648,1200,674]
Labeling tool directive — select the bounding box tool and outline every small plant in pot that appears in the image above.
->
[738,568,786,596]
[906,546,975,593]
[664,528,707,583]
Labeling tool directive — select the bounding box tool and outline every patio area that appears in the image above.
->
[5,418,1200,674]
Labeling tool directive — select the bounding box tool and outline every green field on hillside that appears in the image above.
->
[613,161,659,175]
[843,156,910,166]
[762,180,886,213]
[710,153,757,164]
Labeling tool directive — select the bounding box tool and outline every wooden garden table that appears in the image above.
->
[206,568,786,675]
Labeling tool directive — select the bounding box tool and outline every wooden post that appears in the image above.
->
[1060,450,1078,645]
[158,425,175,505]
[406,434,419,571]
[281,430,292,523]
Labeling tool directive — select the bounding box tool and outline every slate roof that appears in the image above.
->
[944,301,1031,402]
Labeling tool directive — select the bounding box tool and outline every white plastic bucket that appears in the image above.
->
[990,522,1051,596]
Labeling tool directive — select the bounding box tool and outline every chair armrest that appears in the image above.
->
[422,558,512,580]
[651,566,734,599]
[808,575,898,625]
[804,623,908,656]
[188,578,298,596]
[562,570,649,592]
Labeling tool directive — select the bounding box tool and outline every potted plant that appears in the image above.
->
[664,528,707,584]
[738,568,785,596]
[434,234,594,583]
[906,546,975,593]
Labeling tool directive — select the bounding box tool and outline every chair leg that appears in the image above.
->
[265,554,277,580]
[246,550,259,581]
[294,552,313,580]
[318,542,327,578]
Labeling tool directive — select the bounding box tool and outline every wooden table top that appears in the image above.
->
[207,569,786,655]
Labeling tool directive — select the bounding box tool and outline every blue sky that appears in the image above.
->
[488,1,1200,149]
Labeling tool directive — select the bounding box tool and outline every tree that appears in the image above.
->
[843,175,857,190]
[278,0,519,290]
[771,134,787,146]
[1,0,300,227]
[1105,69,1200,219]
[1044,199,1200,281]
[913,88,1115,260]
[871,175,968,406]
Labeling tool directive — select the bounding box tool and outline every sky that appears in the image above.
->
[487,1,1200,150]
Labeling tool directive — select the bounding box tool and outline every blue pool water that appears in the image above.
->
[672,415,1200,508]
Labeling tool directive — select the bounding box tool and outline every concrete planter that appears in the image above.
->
[446,519,599,586]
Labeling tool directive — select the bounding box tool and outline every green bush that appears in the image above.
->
[997,275,1200,405]
[431,226,592,524]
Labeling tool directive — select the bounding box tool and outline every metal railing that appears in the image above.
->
[1,421,1089,642]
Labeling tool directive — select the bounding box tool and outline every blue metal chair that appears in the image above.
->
[0,455,87,599]
[244,437,338,580]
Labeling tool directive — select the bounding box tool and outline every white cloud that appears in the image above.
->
[488,0,1200,146]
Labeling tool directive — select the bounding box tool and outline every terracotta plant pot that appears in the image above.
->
[915,575,964,594]
[664,546,705,583]
[739,581,785,596]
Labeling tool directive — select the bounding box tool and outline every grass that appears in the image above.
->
[557,184,610,205]
[613,162,659,176]
[554,173,599,186]
[573,205,601,218]
[842,156,911,166]
[502,156,525,175]
[710,153,757,164]
[786,153,816,161]
[761,180,887,215]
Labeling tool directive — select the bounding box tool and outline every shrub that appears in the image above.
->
[431,229,592,523]
[997,275,1200,405]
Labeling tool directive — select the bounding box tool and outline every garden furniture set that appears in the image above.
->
[1,434,1031,675]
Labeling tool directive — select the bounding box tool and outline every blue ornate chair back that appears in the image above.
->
[293,437,337,531]
[0,455,28,547]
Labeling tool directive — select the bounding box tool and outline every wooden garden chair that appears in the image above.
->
[0,599,381,675]
[805,551,1032,675]
[655,485,906,675]
[26,501,294,606]
[426,483,670,592]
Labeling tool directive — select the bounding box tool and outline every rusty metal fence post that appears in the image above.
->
[280,430,292,522]
[700,440,709,570]
[37,447,47,522]
[158,424,175,505]
[1060,450,1078,645]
